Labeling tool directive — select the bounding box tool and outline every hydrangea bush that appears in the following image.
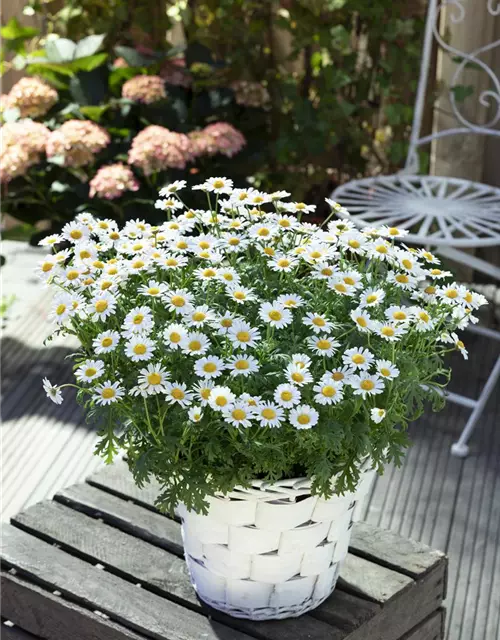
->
[39,180,486,513]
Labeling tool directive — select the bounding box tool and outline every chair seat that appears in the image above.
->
[332,174,500,248]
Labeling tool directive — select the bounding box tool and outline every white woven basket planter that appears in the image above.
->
[179,459,376,620]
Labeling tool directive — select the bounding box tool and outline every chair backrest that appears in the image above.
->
[405,0,500,173]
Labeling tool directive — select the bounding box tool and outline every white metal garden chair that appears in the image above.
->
[331,0,500,457]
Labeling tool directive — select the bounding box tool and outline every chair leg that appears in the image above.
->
[451,355,500,457]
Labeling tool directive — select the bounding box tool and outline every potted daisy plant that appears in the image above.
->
[40,178,485,620]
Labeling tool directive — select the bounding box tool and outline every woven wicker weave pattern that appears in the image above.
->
[180,464,376,620]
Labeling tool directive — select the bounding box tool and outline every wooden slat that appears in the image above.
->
[87,460,162,509]
[338,554,413,604]
[55,483,183,555]
[1,622,41,640]
[402,610,445,640]
[2,572,146,640]
[0,524,255,640]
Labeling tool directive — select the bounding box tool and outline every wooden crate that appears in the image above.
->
[1,461,447,640]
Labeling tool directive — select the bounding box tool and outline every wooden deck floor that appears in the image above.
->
[1,278,499,638]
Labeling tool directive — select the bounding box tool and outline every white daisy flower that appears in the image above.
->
[371,408,386,424]
[359,288,385,308]
[188,405,204,422]
[343,347,374,370]
[286,363,313,387]
[291,353,312,370]
[42,378,63,404]
[154,197,184,211]
[93,330,120,354]
[159,180,187,195]
[270,190,291,201]
[213,312,237,335]
[276,294,305,309]
[385,305,412,324]
[378,225,409,239]
[411,307,435,331]
[123,306,154,335]
[137,364,170,395]
[49,293,75,324]
[258,302,293,328]
[193,380,215,406]
[158,254,189,271]
[350,307,373,332]
[39,233,63,247]
[183,305,215,327]
[62,220,90,243]
[328,366,353,383]
[125,335,156,361]
[375,360,400,380]
[181,331,210,356]
[93,381,125,406]
[340,230,368,254]
[226,284,257,304]
[204,177,233,194]
[164,381,193,407]
[194,356,225,379]
[194,265,219,282]
[288,202,316,215]
[427,268,453,280]
[387,271,419,291]
[36,255,60,281]
[418,249,440,264]
[307,335,340,357]
[163,323,187,350]
[374,322,407,342]
[289,404,319,429]
[274,383,301,408]
[451,333,468,359]
[226,354,259,377]
[208,386,236,411]
[313,378,344,405]
[270,254,298,272]
[312,262,337,280]
[61,266,83,286]
[328,277,356,297]
[138,280,168,298]
[274,214,298,231]
[230,187,259,205]
[75,359,105,383]
[90,291,117,321]
[349,373,384,398]
[255,402,284,428]
[248,222,278,241]
[164,289,194,314]
[303,312,334,334]
[223,402,255,428]
[437,284,463,304]
[228,320,261,350]
[368,239,392,260]
[216,266,240,285]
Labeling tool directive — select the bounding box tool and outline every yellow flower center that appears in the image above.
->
[457,340,465,349]
[234,291,246,300]
[333,372,344,381]
[393,311,407,320]
[133,243,143,251]
[203,363,217,373]
[148,287,160,295]
[193,312,206,322]
[352,354,365,364]
[317,339,332,350]
[376,245,388,254]
[361,380,375,391]
[166,258,178,266]
[67,270,79,281]
[215,396,228,407]
[199,241,210,249]
[402,259,413,269]
[221,318,233,328]
[297,414,310,425]
[284,299,296,307]
[312,317,325,327]
[321,267,333,276]
[419,312,429,322]
[132,260,144,269]
[263,247,275,256]
[424,286,436,294]
[281,391,293,401]
[232,409,247,420]
[235,360,249,370]
[382,327,395,337]
[148,373,161,384]
[334,283,347,293]
[277,258,290,268]
[229,238,240,246]
[109,232,120,240]
[238,193,248,201]
[133,344,147,355]
[84,278,94,286]
[291,372,304,383]
[85,368,97,377]
[348,240,360,249]
[356,316,367,327]
[133,314,144,325]
[262,408,276,420]
[177,240,188,250]
[236,330,250,342]
[388,227,399,236]
[257,228,270,237]
[203,268,216,278]
[344,276,356,285]
[189,340,201,351]
[79,250,91,259]
[169,331,181,343]
[380,368,391,377]
[70,229,83,240]
[102,337,113,347]
[95,300,108,313]
[42,262,53,272]
[396,275,409,283]
[366,294,377,303]
[201,388,211,400]
[446,289,458,299]
[108,267,118,275]
[268,310,282,321]
[101,388,115,399]
[213,180,224,189]
[171,295,185,307]
[98,222,109,229]
[322,385,336,397]
[93,261,104,269]
[431,269,442,276]
[296,203,305,210]
[279,219,291,227]
[171,388,185,400]
[56,304,66,316]
[310,251,321,259]
[465,292,473,303]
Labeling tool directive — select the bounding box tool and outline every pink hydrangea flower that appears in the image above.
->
[89,163,139,200]
[6,78,58,118]
[189,122,246,159]
[160,58,191,88]
[46,120,110,168]
[231,80,270,108]
[128,126,193,175]
[0,120,51,183]
[122,75,167,104]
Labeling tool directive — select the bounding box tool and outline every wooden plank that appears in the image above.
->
[11,501,345,640]
[55,483,183,555]
[0,524,256,640]
[2,572,146,640]
[402,609,445,640]
[349,522,446,580]
[86,460,162,510]
[1,622,41,640]
[338,554,413,604]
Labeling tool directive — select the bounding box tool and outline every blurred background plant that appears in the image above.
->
[1,0,426,240]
